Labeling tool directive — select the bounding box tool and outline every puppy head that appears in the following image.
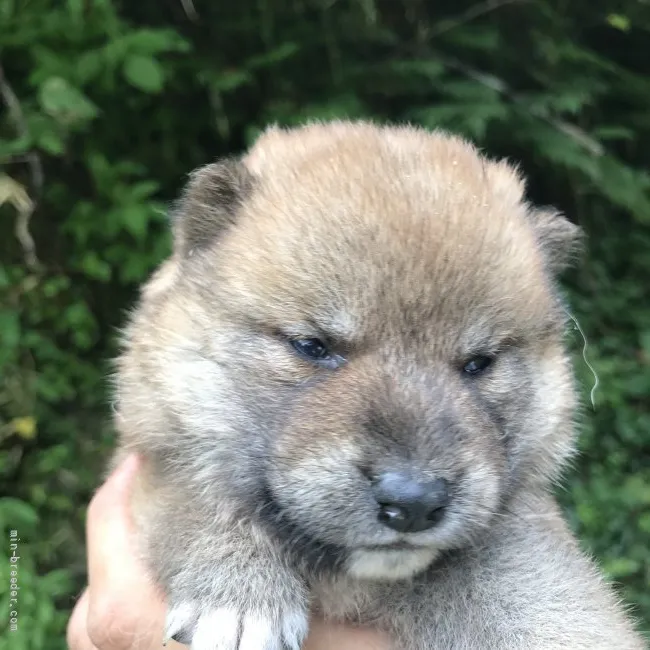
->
[117,121,581,581]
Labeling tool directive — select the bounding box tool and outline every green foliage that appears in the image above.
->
[1,1,649,647]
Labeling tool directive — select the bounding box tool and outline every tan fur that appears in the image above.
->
[113,121,646,649]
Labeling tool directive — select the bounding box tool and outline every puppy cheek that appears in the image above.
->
[269,443,373,540]
[444,437,507,539]
[463,460,505,516]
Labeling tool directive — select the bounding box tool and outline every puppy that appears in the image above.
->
[113,121,645,649]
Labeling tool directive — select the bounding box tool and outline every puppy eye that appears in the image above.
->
[462,355,494,375]
[291,338,331,361]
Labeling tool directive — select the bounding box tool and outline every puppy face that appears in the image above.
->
[117,122,580,581]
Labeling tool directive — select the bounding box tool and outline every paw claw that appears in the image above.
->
[164,601,197,644]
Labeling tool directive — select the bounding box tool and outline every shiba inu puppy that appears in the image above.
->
[113,121,645,649]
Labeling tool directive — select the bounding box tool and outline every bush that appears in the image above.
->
[1,2,648,648]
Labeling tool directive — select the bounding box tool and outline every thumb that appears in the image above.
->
[84,454,184,649]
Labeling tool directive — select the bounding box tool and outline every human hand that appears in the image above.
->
[66,454,390,650]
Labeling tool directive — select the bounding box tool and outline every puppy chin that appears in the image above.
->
[346,547,439,581]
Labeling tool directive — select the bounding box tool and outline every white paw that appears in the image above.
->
[164,601,309,650]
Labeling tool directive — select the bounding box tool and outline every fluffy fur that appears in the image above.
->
[113,121,645,649]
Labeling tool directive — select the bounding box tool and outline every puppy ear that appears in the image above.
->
[171,158,253,257]
[528,207,584,274]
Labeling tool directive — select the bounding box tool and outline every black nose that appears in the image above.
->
[372,473,450,533]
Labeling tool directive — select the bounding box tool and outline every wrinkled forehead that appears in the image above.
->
[217,141,556,342]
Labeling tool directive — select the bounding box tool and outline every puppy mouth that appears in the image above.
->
[357,541,422,551]
[346,542,441,580]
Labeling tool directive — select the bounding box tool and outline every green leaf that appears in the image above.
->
[119,204,154,241]
[123,55,165,93]
[246,43,300,69]
[79,251,112,282]
[607,14,630,32]
[639,513,650,535]
[0,310,20,369]
[37,77,98,125]
[66,0,84,21]
[385,59,445,79]
[408,102,508,139]
[37,130,65,155]
[0,266,9,288]
[0,134,32,158]
[0,498,39,529]
[593,126,634,142]
[442,25,500,51]
[38,569,74,597]
[124,28,190,54]
[603,557,640,578]
[209,70,253,92]
[75,51,105,84]
[440,80,502,102]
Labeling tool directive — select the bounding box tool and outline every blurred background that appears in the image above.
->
[1,1,649,648]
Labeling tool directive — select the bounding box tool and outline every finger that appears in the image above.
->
[83,455,171,649]
[86,454,165,604]
[86,454,144,588]
[67,589,99,650]
[304,619,391,650]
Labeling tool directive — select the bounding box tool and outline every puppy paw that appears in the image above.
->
[164,600,309,650]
